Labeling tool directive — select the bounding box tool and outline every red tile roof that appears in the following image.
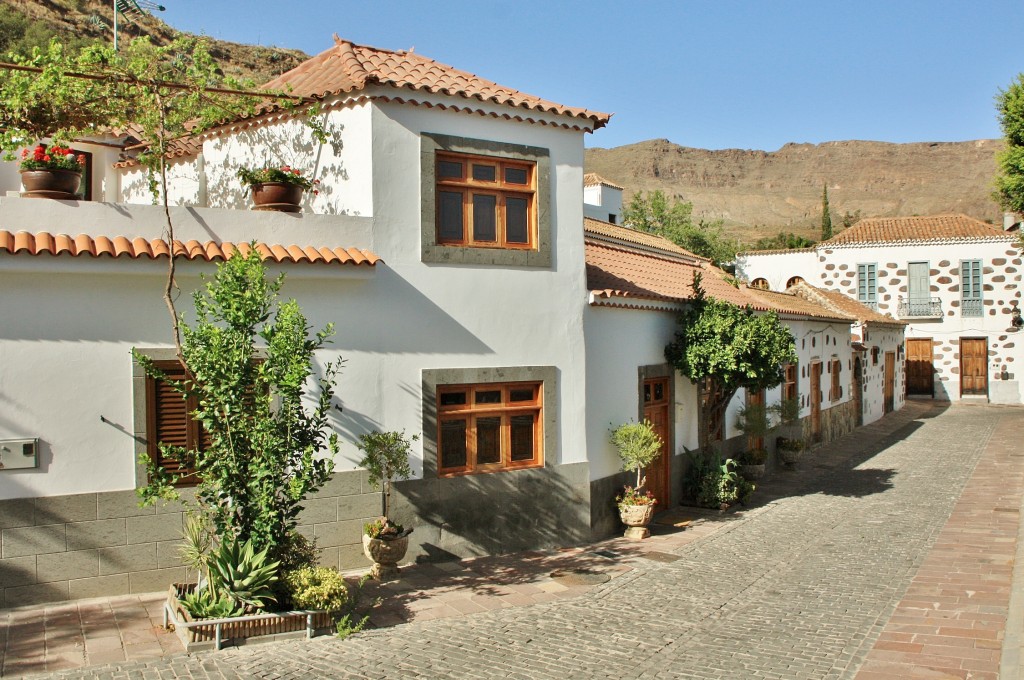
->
[584,218,706,261]
[583,173,624,189]
[0,231,380,266]
[260,36,611,131]
[789,282,906,326]
[823,214,1008,245]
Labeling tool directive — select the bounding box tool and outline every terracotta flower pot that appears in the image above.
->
[250,182,303,212]
[739,463,766,480]
[20,169,81,199]
[618,503,655,540]
[362,533,410,581]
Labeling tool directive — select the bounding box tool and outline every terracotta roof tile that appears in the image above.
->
[583,173,624,189]
[584,217,706,261]
[586,239,852,323]
[0,231,380,267]
[823,214,1008,245]
[789,282,907,326]
[261,37,611,130]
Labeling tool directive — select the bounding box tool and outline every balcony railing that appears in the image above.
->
[961,298,983,317]
[898,297,942,318]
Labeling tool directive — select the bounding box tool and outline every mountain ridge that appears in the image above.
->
[584,138,1003,241]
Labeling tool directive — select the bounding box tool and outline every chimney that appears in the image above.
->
[1004,212,1021,231]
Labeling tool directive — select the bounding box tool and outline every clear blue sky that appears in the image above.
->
[150,0,1022,151]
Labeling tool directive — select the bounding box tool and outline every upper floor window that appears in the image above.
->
[786,276,804,289]
[961,260,983,317]
[857,263,877,309]
[436,152,536,250]
[750,278,770,290]
[437,381,543,476]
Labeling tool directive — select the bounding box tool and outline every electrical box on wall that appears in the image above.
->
[0,438,39,470]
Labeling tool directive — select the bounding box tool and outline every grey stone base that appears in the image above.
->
[1,463,591,608]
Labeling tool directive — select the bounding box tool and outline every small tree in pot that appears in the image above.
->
[610,420,663,540]
[357,430,418,580]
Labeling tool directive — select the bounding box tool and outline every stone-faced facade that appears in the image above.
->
[736,215,1022,404]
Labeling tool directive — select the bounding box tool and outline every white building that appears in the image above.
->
[583,173,624,225]
[0,36,611,607]
[581,217,872,534]
[736,214,1022,404]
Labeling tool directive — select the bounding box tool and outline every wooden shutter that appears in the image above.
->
[145,361,200,484]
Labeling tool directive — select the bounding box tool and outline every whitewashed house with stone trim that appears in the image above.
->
[0,36,612,607]
[582,217,868,536]
[736,215,1023,404]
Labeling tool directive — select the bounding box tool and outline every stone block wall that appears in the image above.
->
[1,462,591,609]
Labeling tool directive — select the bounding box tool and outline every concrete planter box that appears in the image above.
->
[164,584,336,652]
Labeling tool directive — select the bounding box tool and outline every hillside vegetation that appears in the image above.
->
[585,139,1003,242]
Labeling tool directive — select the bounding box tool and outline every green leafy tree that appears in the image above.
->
[996,74,1024,216]
[664,275,797,452]
[751,232,816,251]
[622,189,739,265]
[821,183,833,240]
[135,250,340,563]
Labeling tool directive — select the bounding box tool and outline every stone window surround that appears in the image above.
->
[422,366,557,479]
[420,133,552,268]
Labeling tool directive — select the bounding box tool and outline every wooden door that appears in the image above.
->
[746,389,765,450]
[852,356,864,426]
[642,377,671,506]
[884,352,895,413]
[905,338,934,396]
[960,338,988,396]
[809,362,822,443]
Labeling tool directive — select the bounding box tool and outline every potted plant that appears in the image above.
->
[357,429,417,581]
[610,420,663,539]
[776,436,806,466]
[18,142,86,198]
[735,447,767,480]
[237,164,320,212]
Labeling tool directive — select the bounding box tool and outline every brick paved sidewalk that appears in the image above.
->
[854,408,1024,680]
[0,478,746,677]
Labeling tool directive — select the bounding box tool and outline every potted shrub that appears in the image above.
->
[357,429,417,581]
[610,420,663,539]
[685,453,755,511]
[237,164,320,212]
[18,142,86,198]
[735,447,767,480]
[776,436,806,466]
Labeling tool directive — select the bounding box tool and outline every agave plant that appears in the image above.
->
[180,587,244,619]
[207,538,281,611]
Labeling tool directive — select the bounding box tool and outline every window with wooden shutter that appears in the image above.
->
[960,260,983,317]
[145,360,203,485]
[857,263,877,308]
[829,358,842,402]
[782,363,798,403]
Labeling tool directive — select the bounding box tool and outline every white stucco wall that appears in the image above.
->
[583,184,623,225]
[117,104,375,217]
[0,92,596,499]
[582,304,699,482]
[1,141,124,203]
[738,239,1023,403]
[857,324,907,425]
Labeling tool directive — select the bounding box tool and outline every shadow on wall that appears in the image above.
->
[205,120,352,214]
[391,464,590,564]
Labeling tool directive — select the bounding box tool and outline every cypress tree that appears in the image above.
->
[821,183,833,240]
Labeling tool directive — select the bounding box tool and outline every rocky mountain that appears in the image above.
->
[2,0,307,84]
[585,139,1004,241]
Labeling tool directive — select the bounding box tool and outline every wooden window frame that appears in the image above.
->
[782,362,798,403]
[436,381,544,477]
[829,358,842,402]
[435,151,537,250]
[144,360,203,486]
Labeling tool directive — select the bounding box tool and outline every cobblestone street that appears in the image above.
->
[14,402,1023,679]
